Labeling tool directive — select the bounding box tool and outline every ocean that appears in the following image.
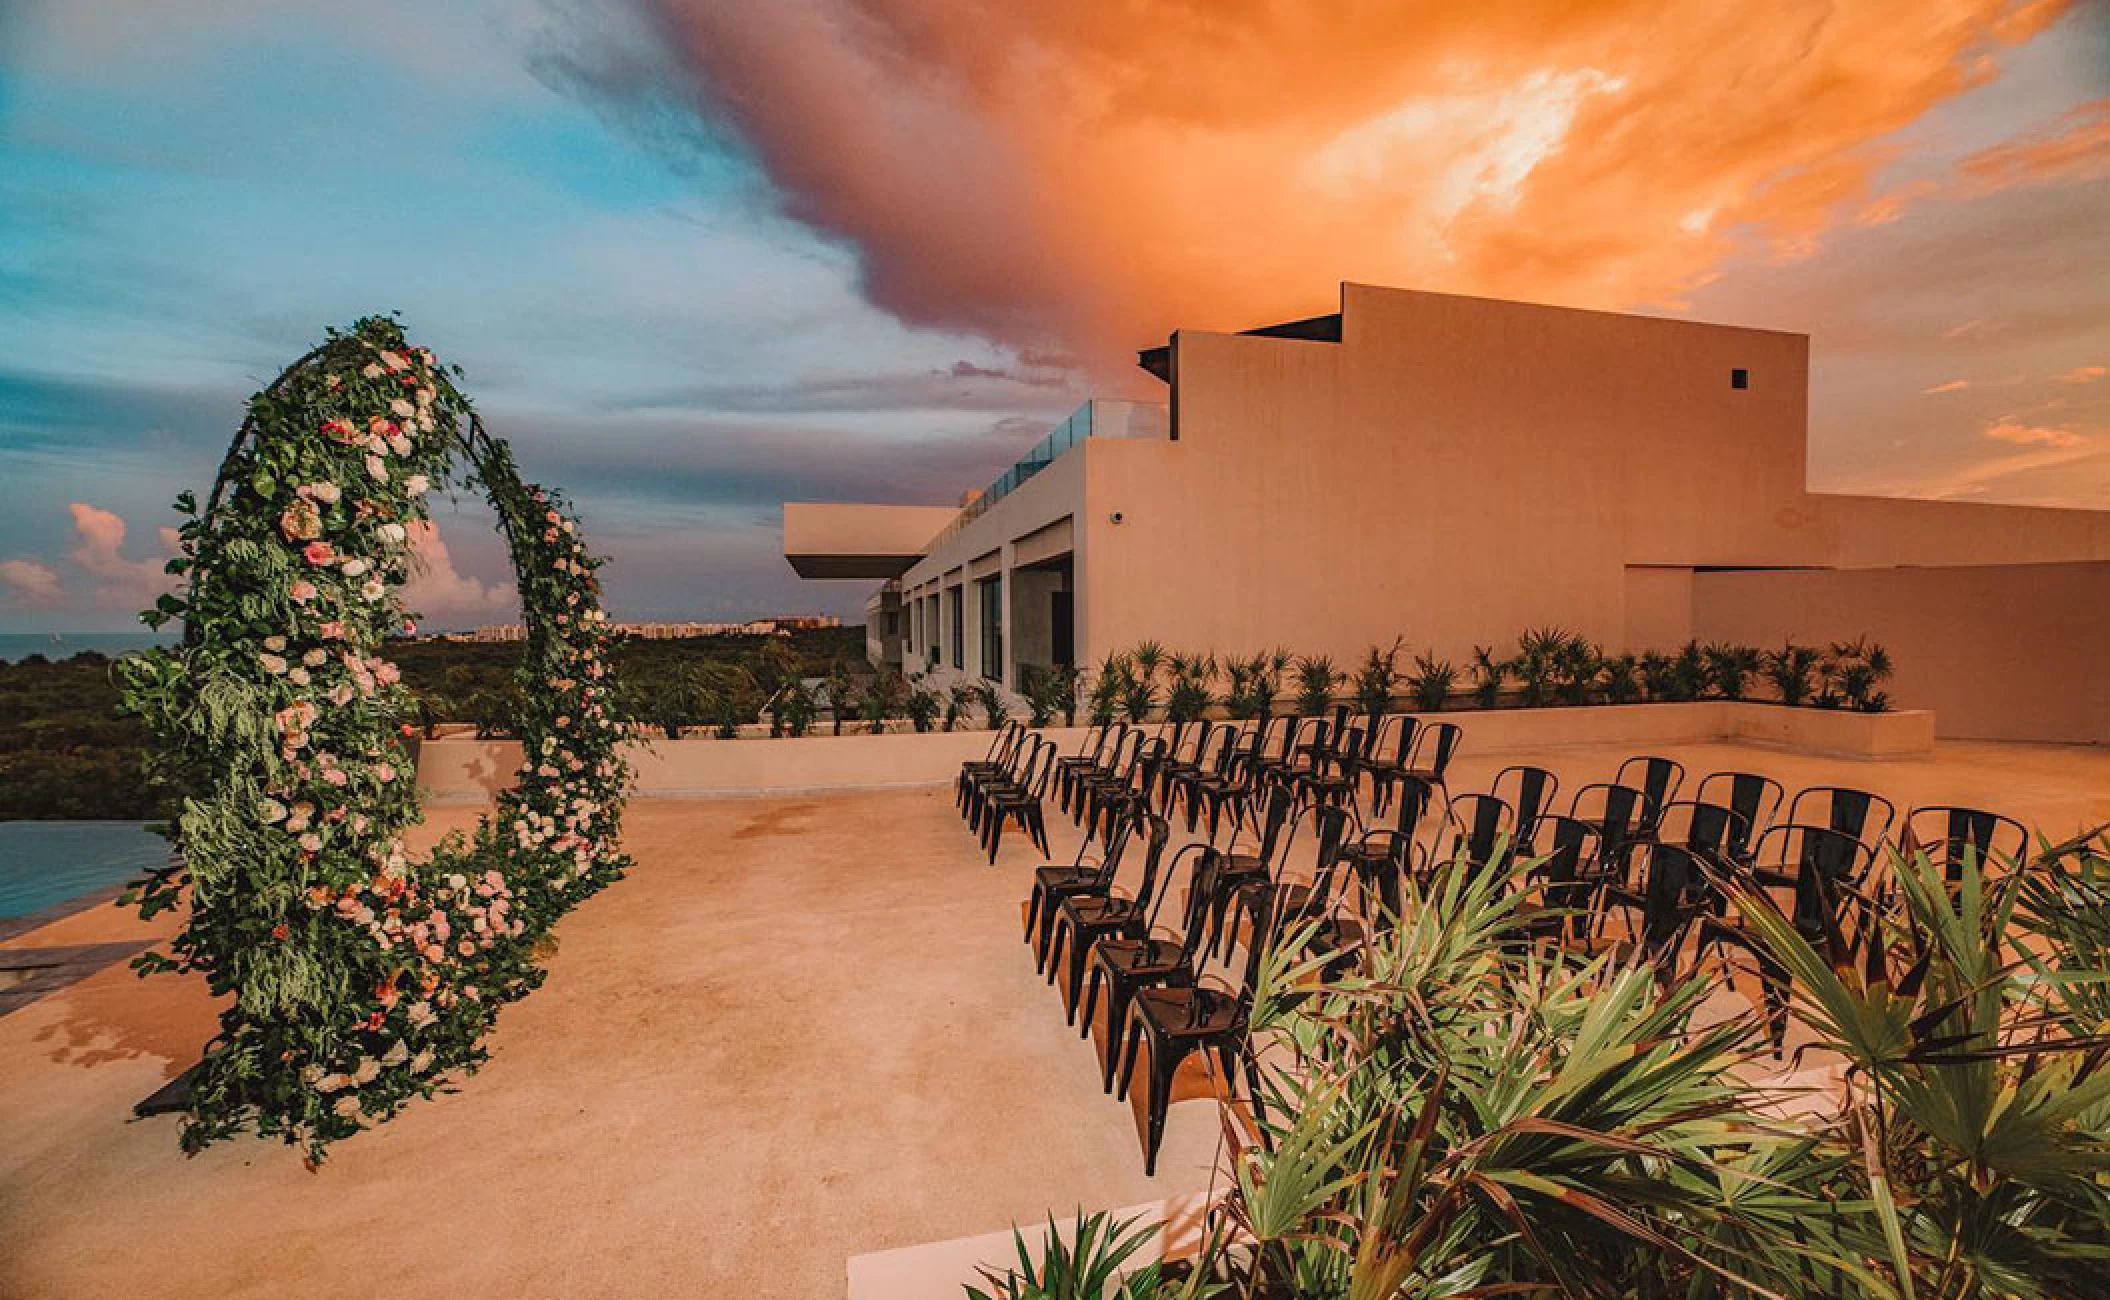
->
[0,632,172,664]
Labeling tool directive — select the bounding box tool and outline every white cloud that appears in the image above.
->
[66,501,175,605]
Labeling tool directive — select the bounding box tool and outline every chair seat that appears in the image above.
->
[1064,896,1142,926]
[1034,864,1099,889]
[1093,936,1186,976]
[1133,985,1241,1037]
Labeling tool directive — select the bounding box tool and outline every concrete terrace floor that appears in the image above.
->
[2,737,2108,1299]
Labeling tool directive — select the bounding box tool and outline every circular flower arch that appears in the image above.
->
[120,317,630,1161]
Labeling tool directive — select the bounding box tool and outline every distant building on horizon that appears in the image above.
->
[782,281,2110,743]
[460,616,841,644]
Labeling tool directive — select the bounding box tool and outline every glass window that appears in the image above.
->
[977,576,1003,682]
[948,587,963,670]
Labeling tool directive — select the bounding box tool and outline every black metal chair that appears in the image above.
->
[1490,764,1560,851]
[1518,813,1604,944]
[1347,713,1418,811]
[1702,824,1877,1054]
[1597,839,1719,979]
[1175,723,1260,840]
[1075,730,1147,834]
[1047,817,1186,1019]
[1612,755,1686,834]
[1078,839,1222,1089]
[1164,723,1237,828]
[1904,805,2029,882]
[956,721,1027,818]
[1190,782,1297,959]
[1337,772,1440,921]
[1787,785,1897,859]
[1054,722,1120,818]
[976,736,1057,862]
[1566,780,1650,865]
[1392,721,1463,802]
[1691,771,1784,866]
[1648,798,1753,874]
[1025,811,1137,971]
[1432,792,1515,881]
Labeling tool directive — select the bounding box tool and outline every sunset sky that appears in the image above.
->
[1,0,2104,631]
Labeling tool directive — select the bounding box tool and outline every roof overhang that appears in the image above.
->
[782,502,958,580]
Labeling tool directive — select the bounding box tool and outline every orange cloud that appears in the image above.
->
[0,558,65,608]
[2056,365,2107,384]
[1924,379,1972,393]
[631,0,2070,371]
[1958,98,2110,192]
[1985,418,2085,448]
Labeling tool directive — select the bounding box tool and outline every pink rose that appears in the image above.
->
[303,541,335,566]
[290,580,317,603]
[319,620,346,640]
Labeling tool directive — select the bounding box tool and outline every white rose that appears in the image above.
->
[361,579,385,602]
[388,434,412,456]
[389,398,415,418]
[341,558,369,578]
[365,455,388,483]
[404,474,429,496]
[378,350,407,371]
[416,387,434,407]
[416,413,434,433]
[352,1057,381,1085]
[378,522,407,545]
[333,1096,363,1119]
[315,1072,350,1093]
[263,635,287,652]
[380,1039,410,1066]
[260,653,288,675]
[306,482,341,504]
[259,798,287,823]
[409,1049,435,1074]
[287,667,310,686]
[302,648,327,667]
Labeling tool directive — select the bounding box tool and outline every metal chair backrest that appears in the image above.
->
[1410,721,1463,777]
[1443,793,1515,872]
[1568,781,1648,855]
[1904,805,2029,882]
[1655,799,1753,866]
[1616,755,1686,829]
[1492,765,1561,845]
[1531,814,1604,912]
[1120,812,1175,915]
[1633,841,1715,963]
[1754,823,1876,940]
[1101,726,1144,779]
[1372,713,1418,767]
[1788,785,1897,855]
[1694,771,1783,860]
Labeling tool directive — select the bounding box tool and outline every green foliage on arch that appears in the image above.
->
[119,317,630,1161]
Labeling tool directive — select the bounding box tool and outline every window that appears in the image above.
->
[927,597,941,666]
[977,576,1003,682]
[1731,368,1749,390]
[948,587,963,670]
[884,611,898,637]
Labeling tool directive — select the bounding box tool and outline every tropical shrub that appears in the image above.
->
[903,679,943,733]
[1406,652,1455,712]
[118,317,629,1161]
[1351,639,1402,717]
[978,681,1011,730]
[1469,644,1506,708]
[1818,637,1894,713]
[1293,655,1339,717]
[1600,651,1642,703]
[965,1211,1193,1300]
[1763,641,1822,707]
[1702,641,1762,701]
[1164,653,1217,723]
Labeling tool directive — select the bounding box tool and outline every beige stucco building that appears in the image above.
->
[785,284,2110,742]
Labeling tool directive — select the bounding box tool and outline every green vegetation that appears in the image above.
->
[0,626,862,820]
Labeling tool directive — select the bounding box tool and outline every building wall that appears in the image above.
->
[1083,286,2110,679]
[1691,561,2110,744]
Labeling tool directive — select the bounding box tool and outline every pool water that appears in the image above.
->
[0,822,169,920]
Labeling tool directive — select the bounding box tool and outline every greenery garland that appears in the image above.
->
[120,317,630,1162]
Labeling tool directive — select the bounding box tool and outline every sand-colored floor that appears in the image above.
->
[1,737,2106,1299]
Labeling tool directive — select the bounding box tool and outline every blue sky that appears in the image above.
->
[0,0,2104,632]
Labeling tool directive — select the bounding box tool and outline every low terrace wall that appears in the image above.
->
[416,702,1934,803]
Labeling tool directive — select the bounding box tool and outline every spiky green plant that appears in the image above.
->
[1469,645,1506,709]
[1736,835,2110,1298]
[1763,641,1822,707]
[1600,652,1642,704]
[977,681,1012,730]
[1703,642,1763,701]
[1667,640,1710,702]
[1353,638,1403,718]
[1407,652,1456,712]
[1293,654,1340,717]
[1818,637,1895,713]
[1211,849,1867,1298]
[1164,653,1217,723]
[965,1209,1201,1300]
[903,679,942,733]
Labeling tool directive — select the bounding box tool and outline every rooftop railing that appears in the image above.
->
[925,400,1168,552]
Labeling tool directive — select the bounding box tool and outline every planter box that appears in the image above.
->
[416,703,1934,803]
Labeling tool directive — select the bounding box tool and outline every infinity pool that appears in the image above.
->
[0,822,167,920]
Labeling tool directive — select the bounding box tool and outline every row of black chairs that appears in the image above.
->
[957,718,2033,1173]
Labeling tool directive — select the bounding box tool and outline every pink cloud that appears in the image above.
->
[1984,418,2085,449]
[66,502,176,605]
[401,521,515,622]
[1923,379,1971,394]
[2055,365,2106,384]
[0,559,66,609]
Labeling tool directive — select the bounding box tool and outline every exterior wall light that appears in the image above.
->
[1108,511,1125,525]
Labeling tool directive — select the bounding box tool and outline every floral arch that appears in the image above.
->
[121,317,630,1161]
